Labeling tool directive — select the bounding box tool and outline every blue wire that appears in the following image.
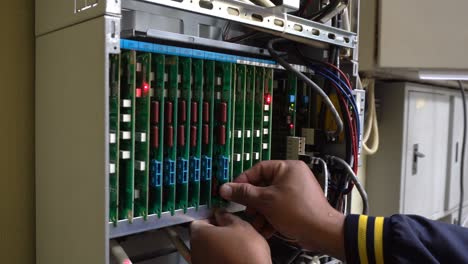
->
[308,65,359,126]
[317,70,361,138]
[315,68,360,124]
[316,69,360,139]
[318,66,353,92]
[309,66,361,146]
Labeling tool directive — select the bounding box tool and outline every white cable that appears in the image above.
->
[311,157,329,198]
[329,156,369,215]
[342,7,351,31]
[236,0,257,5]
[362,78,380,155]
[362,79,373,142]
[250,0,275,7]
[165,227,192,263]
[110,240,132,264]
[462,215,468,227]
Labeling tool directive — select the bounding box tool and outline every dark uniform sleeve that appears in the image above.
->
[343,214,468,263]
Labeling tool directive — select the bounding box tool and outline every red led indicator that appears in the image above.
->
[136,88,142,98]
[265,93,272,105]
[289,123,294,129]
[143,83,149,94]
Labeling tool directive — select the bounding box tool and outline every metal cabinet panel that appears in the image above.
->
[36,16,111,264]
[359,0,468,70]
[378,0,468,69]
[35,0,120,36]
[403,91,450,218]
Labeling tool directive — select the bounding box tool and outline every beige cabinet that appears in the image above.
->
[359,0,468,71]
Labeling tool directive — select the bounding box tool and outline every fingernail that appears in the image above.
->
[190,220,201,230]
[220,184,232,199]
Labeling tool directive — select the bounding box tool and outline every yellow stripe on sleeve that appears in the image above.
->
[358,215,369,264]
[374,217,385,264]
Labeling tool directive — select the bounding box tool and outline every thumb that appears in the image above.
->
[214,211,245,227]
[220,183,266,209]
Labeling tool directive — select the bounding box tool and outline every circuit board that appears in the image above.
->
[118,50,136,221]
[109,54,120,225]
[110,40,276,223]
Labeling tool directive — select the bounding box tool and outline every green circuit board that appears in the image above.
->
[109,54,120,225]
[149,54,165,217]
[189,59,203,209]
[118,50,136,221]
[133,52,151,219]
[109,41,280,225]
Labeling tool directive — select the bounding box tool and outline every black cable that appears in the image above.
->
[307,0,341,21]
[295,45,352,163]
[338,86,352,162]
[286,249,303,264]
[458,80,466,226]
[297,0,313,17]
[267,38,344,138]
[329,156,368,214]
[222,22,231,40]
[131,248,178,262]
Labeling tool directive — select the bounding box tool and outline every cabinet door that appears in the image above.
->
[446,96,468,211]
[403,91,450,219]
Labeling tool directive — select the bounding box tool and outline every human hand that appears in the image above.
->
[190,211,271,264]
[219,160,345,259]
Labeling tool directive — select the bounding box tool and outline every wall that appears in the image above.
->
[0,0,35,262]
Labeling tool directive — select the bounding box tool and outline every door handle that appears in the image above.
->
[412,144,425,175]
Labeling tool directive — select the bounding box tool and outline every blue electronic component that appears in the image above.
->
[177,158,189,184]
[201,156,212,181]
[190,157,201,182]
[164,160,176,185]
[218,156,229,181]
[121,39,277,66]
[150,160,162,187]
[289,95,296,103]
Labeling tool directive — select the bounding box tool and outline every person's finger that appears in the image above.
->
[234,160,286,185]
[259,223,275,239]
[214,211,247,227]
[251,215,266,231]
[245,206,257,216]
[191,219,214,234]
[219,182,269,209]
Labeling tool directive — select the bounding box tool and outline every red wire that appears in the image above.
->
[331,83,359,176]
[338,95,359,192]
[326,62,358,173]
[325,62,353,90]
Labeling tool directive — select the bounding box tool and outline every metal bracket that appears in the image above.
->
[109,203,244,238]
[139,0,357,48]
[106,16,121,54]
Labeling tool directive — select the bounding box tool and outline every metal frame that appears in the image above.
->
[138,0,357,48]
[110,203,245,238]
[35,0,120,36]
[36,15,116,264]
[35,0,361,262]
